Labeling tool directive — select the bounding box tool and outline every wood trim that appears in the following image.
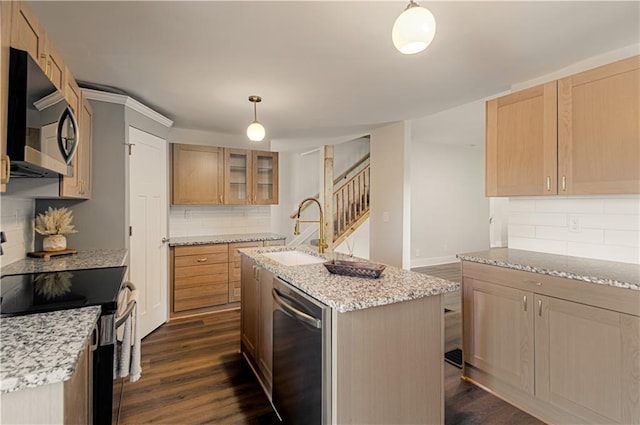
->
[570,55,640,87]
[81,88,173,127]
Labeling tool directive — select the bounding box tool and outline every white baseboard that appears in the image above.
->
[410,255,459,269]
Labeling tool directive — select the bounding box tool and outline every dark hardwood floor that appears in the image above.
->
[116,268,542,424]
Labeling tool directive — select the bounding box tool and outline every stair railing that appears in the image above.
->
[333,164,370,243]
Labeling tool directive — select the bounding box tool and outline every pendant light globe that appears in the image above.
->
[247,121,266,142]
[247,95,265,142]
[392,1,436,55]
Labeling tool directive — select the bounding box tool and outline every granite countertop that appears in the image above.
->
[1,249,128,276]
[0,306,101,394]
[239,245,459,313]
[458,248,640,291]
[169,233,286,247]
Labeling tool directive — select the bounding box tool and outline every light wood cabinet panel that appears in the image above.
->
[463,277,534,394]
[174,243,227,257]
[486,82,557,196]
[252,151,278,204]
[63,338,93,425]
[241,256,259,359]
[535,295,640,424]
[1,1,11,193]
[44,37,65,92]
[60,87,92,199]
[228,241,263,302]
[174,282,229,312]
[462,261,640,425]
[257,267,274,392]
[224,148,251,205]
[558,55,640,194]
[10,1,46,71]
[171,144,224,205]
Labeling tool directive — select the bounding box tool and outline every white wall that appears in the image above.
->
[410,143,489,267]
[370,121,411,268]
[0,197,34,266]
[508,196,639,264]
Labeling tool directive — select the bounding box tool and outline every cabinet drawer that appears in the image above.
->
[263,239,285,247]
[175,271,228,290]
[174,262,228,279]
[175,252,228,268]
[229,261,242,282]
[174,283,229,311]
[229,280,241,303]
[175,244,228,257]
[229,241,263,262]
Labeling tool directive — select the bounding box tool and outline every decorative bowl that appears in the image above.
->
[323,260,386,279]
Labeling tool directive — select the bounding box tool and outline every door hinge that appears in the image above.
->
[129,226,133,236]
[129,144,133,155]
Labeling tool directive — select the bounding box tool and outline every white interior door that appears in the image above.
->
[128,127,168,338]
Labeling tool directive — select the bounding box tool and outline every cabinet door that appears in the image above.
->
[241,256,259,360]
[171,144,224,205]
[558,55,640,194]
[1,1,11,193]
[463,277,534,394]
[64,337,93,424]
[252,151,278,204]
[535,295,640,424]
[44,37,65,92]
[486,82,557,196]
[224,148,251,205]
[60,89,91,199]
[10,1,47,71]
[258,268,274,393]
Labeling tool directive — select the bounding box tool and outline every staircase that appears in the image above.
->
[291,153,370,247]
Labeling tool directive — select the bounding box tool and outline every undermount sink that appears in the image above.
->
[262,250,326,266]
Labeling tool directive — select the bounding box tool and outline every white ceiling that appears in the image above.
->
[30,1,639,146]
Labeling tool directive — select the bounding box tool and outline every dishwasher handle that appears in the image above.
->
[272,288,322,329]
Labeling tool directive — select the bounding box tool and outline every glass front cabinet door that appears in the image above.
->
[252,151,278,205]
[224,149,251,204]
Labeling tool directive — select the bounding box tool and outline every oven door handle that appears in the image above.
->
[272,288,321,329]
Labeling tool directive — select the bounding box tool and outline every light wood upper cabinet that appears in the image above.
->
[10,1,46,72]
[224,148,251,205]
[558,56,640,194]
[43,36,65,92]
[60,88,92,199]
[486,82,557,196]
[486,55,640,196]
[535,295,639,424]
[171,144,224,205]
[252,150,278,205]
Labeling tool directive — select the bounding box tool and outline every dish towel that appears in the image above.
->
[114,285,142,382]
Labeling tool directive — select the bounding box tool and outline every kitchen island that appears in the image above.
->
[239,245,459,424]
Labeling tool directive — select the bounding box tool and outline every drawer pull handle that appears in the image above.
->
[546,176,551,191]
[524,280,541,286]
[538,299,543,316]
[523,295,527,312]
[197,258,208,263]
[561,175,567,192]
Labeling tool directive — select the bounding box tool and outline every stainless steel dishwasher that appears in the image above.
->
[271,277,332,424]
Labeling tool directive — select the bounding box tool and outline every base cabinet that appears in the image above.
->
[240,256,274,395]
[462,261,640,425]
[1,335,93,424]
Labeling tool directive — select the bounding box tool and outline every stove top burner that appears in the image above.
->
[0,266,127,316]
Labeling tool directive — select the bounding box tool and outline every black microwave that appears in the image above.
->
[6,47,79,178]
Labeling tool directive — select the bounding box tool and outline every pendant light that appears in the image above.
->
[392,0,436,55]
[247,95,266,142]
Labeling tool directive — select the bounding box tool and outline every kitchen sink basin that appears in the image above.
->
[262,250,326,266]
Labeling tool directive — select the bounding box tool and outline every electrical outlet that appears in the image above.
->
[568,216,580,232]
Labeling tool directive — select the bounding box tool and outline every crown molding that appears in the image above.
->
[81,88,174,128]
[33,91,65,111]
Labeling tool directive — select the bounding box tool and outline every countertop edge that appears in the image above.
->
[457,251,640,291]
[168,233,286,247]
[240,246,460,313]
[0,306,101,394]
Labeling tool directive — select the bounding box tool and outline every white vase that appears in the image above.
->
[43,234,67,252]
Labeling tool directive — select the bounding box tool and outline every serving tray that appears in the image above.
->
[323,259,386,279]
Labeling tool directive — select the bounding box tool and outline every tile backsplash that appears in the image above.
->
[0,197,35,266]
[169,205,271,237]
[508,195,640,264]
